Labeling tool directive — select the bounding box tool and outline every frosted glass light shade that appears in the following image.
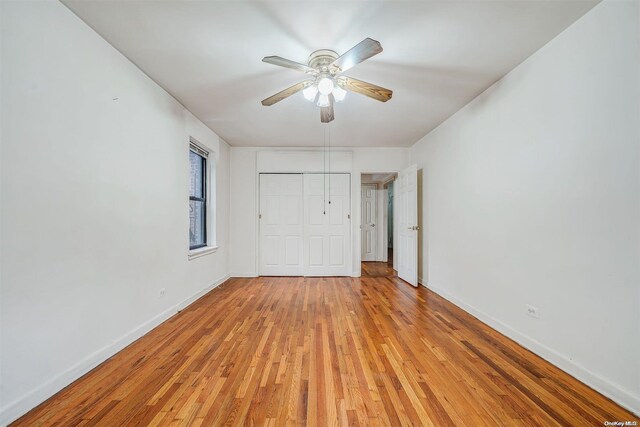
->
[333,86,347,102]
[317,94,330,107]
[302,85,318,102]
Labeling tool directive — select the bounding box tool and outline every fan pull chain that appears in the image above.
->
[323,124,327,215]
[328,123,331,206]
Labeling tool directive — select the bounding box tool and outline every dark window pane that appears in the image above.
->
[189,150,204,198]
[189,147,206,249]
[189,200,206,248]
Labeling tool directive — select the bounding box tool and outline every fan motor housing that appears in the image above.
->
[308,49,339,71]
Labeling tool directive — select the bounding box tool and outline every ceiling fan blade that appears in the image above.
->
[337,76,392,102]
[320,95,335,123]
[262,56,317,74]
[330,38,383,73]
[261,80,313,106]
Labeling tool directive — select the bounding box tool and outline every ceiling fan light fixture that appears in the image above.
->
[317,94,330,107]
[333,85,347,102]
[302,85,318,102]
[261,38,392,122]
[317,77,334,96]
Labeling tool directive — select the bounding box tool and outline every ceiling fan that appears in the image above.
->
[261,38,393,123]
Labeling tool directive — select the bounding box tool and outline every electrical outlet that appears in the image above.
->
[159,288,166,298]
[526,304,540,318]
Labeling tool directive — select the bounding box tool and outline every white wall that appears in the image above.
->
[409,0,640,413]
[0,2,230,424]
[230,148,407,277]
[229,147,258,277]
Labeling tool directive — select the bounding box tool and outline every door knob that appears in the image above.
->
[371,224,375,227]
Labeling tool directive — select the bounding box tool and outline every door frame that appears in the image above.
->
[358,171,399,272]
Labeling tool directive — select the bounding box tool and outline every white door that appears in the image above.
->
[304,173,351,276]
[259,174,303,276]
[397,164,418,286]
[361,184,377,261]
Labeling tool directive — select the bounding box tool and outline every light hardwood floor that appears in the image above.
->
[12,263,637,426]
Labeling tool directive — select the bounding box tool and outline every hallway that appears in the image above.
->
[361,254,395,279]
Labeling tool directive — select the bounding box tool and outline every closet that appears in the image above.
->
[259,173,351,276]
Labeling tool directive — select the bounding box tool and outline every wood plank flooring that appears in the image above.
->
[12,263,637,426]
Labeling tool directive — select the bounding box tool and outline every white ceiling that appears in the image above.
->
[62,0,598,148]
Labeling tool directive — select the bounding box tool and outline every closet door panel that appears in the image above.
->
[303,173,351,276]
[326,174,350,274]
[259,174,303,276]
[308,236,324,266]
[303,174,326,275]
[329,235,345,266]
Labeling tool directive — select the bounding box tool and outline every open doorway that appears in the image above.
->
[361,173,397,274]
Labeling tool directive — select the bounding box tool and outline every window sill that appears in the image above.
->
[188,246,219,260]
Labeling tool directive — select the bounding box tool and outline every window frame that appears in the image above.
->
[189,145,208,250]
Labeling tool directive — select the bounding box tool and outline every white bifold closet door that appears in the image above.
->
[304,173,351,276]
[259,174,304,276]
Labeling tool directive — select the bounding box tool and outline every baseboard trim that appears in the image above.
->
[418,278,640,416]
[230,272,258,278]
[0,273,231,426]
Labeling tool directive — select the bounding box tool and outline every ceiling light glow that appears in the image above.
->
[317,77,334,96]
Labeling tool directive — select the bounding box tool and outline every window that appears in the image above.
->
[189,143,208,250]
